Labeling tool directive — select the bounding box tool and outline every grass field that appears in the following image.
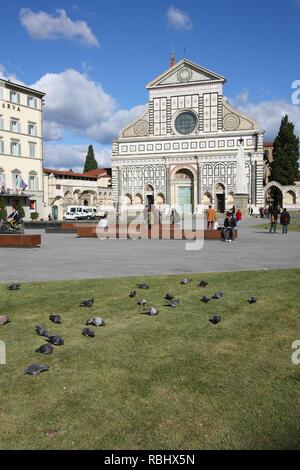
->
[250,215,300,232]
[1,269,300,450]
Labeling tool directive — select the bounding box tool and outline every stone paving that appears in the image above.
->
[0,216,299,283]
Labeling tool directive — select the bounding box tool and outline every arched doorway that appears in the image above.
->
[174,169,194,213]
[284,190,296,205]
[145,185,154,209]
[215,183,225,213]
[265,185,283,209]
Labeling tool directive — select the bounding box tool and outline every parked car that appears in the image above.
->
[63,211,85,221]
[67,206,94,220]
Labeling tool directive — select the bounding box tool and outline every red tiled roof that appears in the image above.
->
[43,167,112,179]
[83,168,112,177]
[43,168,98,179]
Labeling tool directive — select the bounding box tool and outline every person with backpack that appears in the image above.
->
[269,207,279,233]
[280,208,290,234]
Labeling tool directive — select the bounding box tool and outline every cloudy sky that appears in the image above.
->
[1,0,300,171]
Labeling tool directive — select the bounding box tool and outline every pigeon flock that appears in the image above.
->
[2,279,259,376]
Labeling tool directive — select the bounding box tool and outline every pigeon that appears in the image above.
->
[209,315,222,325]
[129,290,136,298]
[166,299,180,308]
[137,299,147,306]
[180,278,192,285]
[0,315,10,325]
[24,364,49,376]
[79,298,94,308]
[201,296,211,303]
[137,283,149,289]
[49,315,62,324]
[35,343,54,355]
[82,328,95,337]
[142,307,159,316]
[86,317,106,327]
[248,296,257,304]
[164,293,174,301]
[199,280,208,287]
[47,335,64,346]
[7,283,21,290]
[212,291,224,300]
[35,325,49,338]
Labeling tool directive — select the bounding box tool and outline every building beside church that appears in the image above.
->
[112,58,265,213]
[0,78,45,218]
[43,167,112,220]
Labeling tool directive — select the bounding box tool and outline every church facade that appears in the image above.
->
[111,59,265,213]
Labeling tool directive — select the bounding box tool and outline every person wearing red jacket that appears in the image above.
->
[236,209,242,225]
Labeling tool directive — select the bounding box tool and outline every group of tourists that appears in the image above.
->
[268,207,291,234]
[207,204,242,243]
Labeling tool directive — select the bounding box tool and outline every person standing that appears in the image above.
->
[269,207,279,233]
[207,205,217,230]
[236,209,242,226]
[280,208,290,234]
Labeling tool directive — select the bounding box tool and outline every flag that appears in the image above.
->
[19,179,28,191]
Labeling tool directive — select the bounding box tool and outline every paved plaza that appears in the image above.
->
[0,217,299,283]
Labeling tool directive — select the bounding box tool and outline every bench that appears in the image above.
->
[0,234,41,248]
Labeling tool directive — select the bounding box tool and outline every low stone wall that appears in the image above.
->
[76,224,238,240]
[0,234,41,248]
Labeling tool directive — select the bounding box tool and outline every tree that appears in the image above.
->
[0,198,7,220]
[271,115,299,185]
[83,145,98,173]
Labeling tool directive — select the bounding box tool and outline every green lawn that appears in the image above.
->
[1,269,300,450]
[250,218,300,232]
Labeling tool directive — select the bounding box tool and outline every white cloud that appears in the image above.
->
[20,8,100,47]
[31,69,146,144]
[44,144,111,172]
[166,6,193,31]
[231,93,300,140]
[0,64,25,84]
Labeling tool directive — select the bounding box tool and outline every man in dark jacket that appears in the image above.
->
[223,212,236,242]
[280,208,290,234]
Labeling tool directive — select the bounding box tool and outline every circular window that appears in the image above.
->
[175,111,197,135]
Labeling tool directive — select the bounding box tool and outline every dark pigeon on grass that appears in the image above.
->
[79,298,94,308]
[164,292,174,301]
[129,290,136,298]
[166,299,180,308]
[24,364,49,376]
[201,296,211,303]
[209,315,222,325]
[137,283,149,289]
[142,307,159,316]
[47,335,64,346]
[35,343,53,355]
[212,291,224,300]
[180,278,192,285]
[49,314,62,324]
[86,317,106,327]
[82,327,95,337]
[248,296,257,304]
[0,315,10,325]
[199,280,208,287]
[7,283,21,291]
[137,299,147,306]
[35,325,49,338]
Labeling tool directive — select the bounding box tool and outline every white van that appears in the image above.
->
[67,206,94,220]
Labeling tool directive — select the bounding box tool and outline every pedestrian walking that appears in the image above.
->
[207,205,217,230]
[280,208,290,234]
[269,207,279,233]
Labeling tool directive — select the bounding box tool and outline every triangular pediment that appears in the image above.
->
[146,59,226,89]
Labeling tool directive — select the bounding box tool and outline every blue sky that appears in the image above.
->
[1,0,300,170]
